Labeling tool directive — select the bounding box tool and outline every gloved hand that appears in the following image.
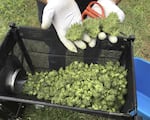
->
[92,0,125,22]
[82,0,125,47]
[41,0,87,53]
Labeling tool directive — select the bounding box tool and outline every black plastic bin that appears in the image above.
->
[0,24,142,120]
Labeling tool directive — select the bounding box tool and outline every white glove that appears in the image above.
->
[84,0,125,47]
[92,0,125,22]
[41,0,87,53]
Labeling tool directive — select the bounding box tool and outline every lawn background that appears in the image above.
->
[0,0,150,119]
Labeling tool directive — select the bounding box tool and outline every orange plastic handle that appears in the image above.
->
[82,1,105,20]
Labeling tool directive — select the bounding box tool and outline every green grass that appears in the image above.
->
[0,0,39,42]
[0,0,150,119]
[119,0,150,60]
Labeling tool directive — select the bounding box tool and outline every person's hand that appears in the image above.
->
[92,0,125,22]
[41,0,87,53]
[80,0,125,47]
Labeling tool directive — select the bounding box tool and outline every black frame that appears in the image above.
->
[0,24,142,120]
